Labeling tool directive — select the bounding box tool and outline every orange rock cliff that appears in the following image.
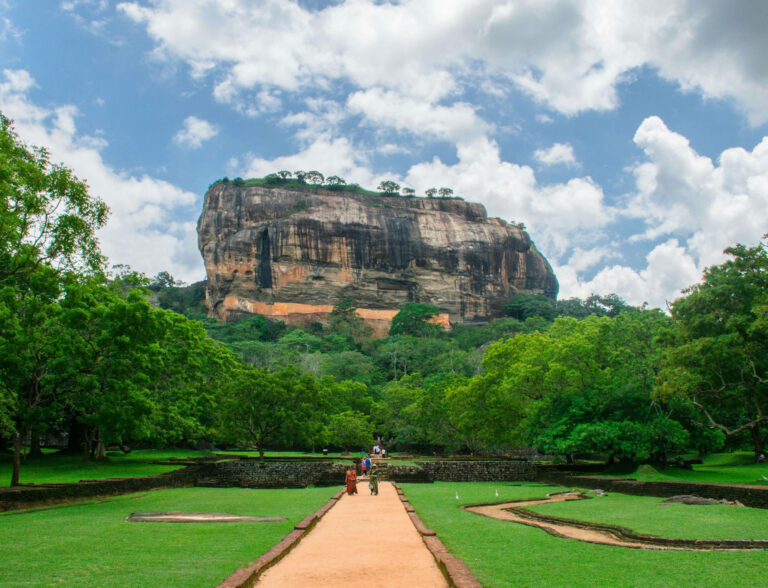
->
[197,183,558,336]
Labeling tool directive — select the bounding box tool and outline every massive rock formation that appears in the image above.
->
[197,183,558,335]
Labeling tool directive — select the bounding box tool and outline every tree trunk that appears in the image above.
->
[751,425,764,460]
[82,427,92,463]
[67,419,87,454]
[95,430,106,460]
[11,431,23,486]
[29,433,42,458]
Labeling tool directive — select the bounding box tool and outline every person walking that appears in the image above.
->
[364,455,371,473]
[361,455,368,476]
[369,464,379,496]
[345,467,358,496]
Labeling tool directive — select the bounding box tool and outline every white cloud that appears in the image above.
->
[0,69,204,283]
[557,240,701,308]
[118,0,768,123]
[534,142,577,166]
[173,115,218,149]
[242,136,377,189]
[0,14,20,42]
[627,115,768,269]
[347,88,491,143]
[405,137,612,258]
[557,116,768,307]
[565,246,611,273]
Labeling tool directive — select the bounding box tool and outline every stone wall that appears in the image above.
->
[0,465,208,512]
[201,460,349,489]
[404,461,536,482]
[201,459,537,487]
[538,471,768,509]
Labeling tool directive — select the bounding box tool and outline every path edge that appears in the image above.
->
[215,488,345,588]
[392,482,482,588]
[462,496,768,551]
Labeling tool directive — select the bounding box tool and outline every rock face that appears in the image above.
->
[197,183,558,335]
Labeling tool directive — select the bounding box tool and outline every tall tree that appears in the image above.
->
[218,366,319,457]
[0,114,108,284]
[0,114,108,484]
[60,277,166,461]
[658,240,768,458]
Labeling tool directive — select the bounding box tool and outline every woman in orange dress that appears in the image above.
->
[345,467,358,495]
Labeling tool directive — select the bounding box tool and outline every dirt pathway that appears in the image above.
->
[256,481,448,587]
[465,495,768,551]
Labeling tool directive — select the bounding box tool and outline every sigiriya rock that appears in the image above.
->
[197,181,558,336]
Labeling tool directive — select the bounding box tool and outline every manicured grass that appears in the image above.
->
[604,453,768,486]
[525,493,768,540]
[401,482,768,587]
[0,450,197,486]
[0,486,334,587]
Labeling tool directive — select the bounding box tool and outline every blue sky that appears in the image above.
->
[2,0,768,308]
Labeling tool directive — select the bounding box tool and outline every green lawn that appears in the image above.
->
[0,486,334,587]
[401,482,768,587]
[526,492,768,540]
[602,452,768,486]
[0,449,202,486]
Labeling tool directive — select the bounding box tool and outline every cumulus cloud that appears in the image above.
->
[556,115,768,307]
[405,137,612,257]
[556,240,702,308]
[0,69,204,282]
[242,136,377,189]
[118,0,768,123]
[347,88,491,144]
[627,115,768,269]
[173,115,218,149]
[534,142,577,166]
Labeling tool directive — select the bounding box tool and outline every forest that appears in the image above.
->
[2,114,767,487]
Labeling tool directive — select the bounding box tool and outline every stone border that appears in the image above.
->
[392,482,481,588]
[215,489,344,588]
[461,496,768,551]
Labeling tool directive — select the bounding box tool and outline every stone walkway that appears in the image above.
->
[256,481,447,587]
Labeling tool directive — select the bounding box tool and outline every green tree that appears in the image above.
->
[324,411,373,451]
[0,114,108,284]
[0,115,108,484]
[218,366,318,457]
[279,329,323,353]
[304,170,324,185]
[60,278,165,461]
[328,297,371,340]
[379,374,423,448]
[389,302,442,337]
[658,240,768,458]
[425,188,437,198]
[0,267,67,484]
[583,293,634,317]
[378,180,400,194]
[504,293,557,321]
[321,351,377,386]
[438,187,453,197]
[325,175,346,186]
